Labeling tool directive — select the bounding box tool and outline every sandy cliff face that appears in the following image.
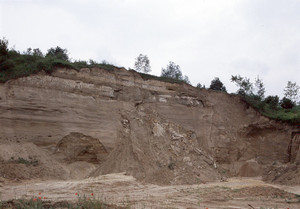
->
[0,68,298,184]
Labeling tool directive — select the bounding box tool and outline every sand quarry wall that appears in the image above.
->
[0,68,299,185]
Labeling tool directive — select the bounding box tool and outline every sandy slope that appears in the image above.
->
[0,68,300,208]
[1,68,299,186]
[1,173,300,209]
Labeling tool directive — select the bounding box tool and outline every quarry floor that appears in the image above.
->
[1,173,300,209]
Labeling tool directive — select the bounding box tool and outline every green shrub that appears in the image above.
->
[209,77,227,92]
[46,46,69,61]
[280,97,295,109]
[243,95,300,125]
[16,157,39,166]
[264,95,279,110]
[73,60,89,69]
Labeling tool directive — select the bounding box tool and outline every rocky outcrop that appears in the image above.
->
[0,67,299,184]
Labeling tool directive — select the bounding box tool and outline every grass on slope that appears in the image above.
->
[138,72,186,84]
[0,50,116,83]
[243,96,300,125]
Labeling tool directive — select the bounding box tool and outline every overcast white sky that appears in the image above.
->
[0,0,299,97]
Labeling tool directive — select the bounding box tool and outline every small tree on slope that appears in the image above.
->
[134,54,151,73]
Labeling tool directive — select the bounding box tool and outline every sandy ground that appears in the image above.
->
[1,173,300,209]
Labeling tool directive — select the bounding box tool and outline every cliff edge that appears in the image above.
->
[0,68,298,185]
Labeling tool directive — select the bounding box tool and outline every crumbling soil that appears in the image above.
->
[0,142,69,181]
[0,133,107,182]
[90,113,221,185]
[55,132,108,164]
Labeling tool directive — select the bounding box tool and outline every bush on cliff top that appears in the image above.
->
[242,94,300,125]
[0,38,116,82]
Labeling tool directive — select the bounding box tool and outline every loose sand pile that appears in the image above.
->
[91,113,222,185]
[0,133,107,181]
[0,142,68,181]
